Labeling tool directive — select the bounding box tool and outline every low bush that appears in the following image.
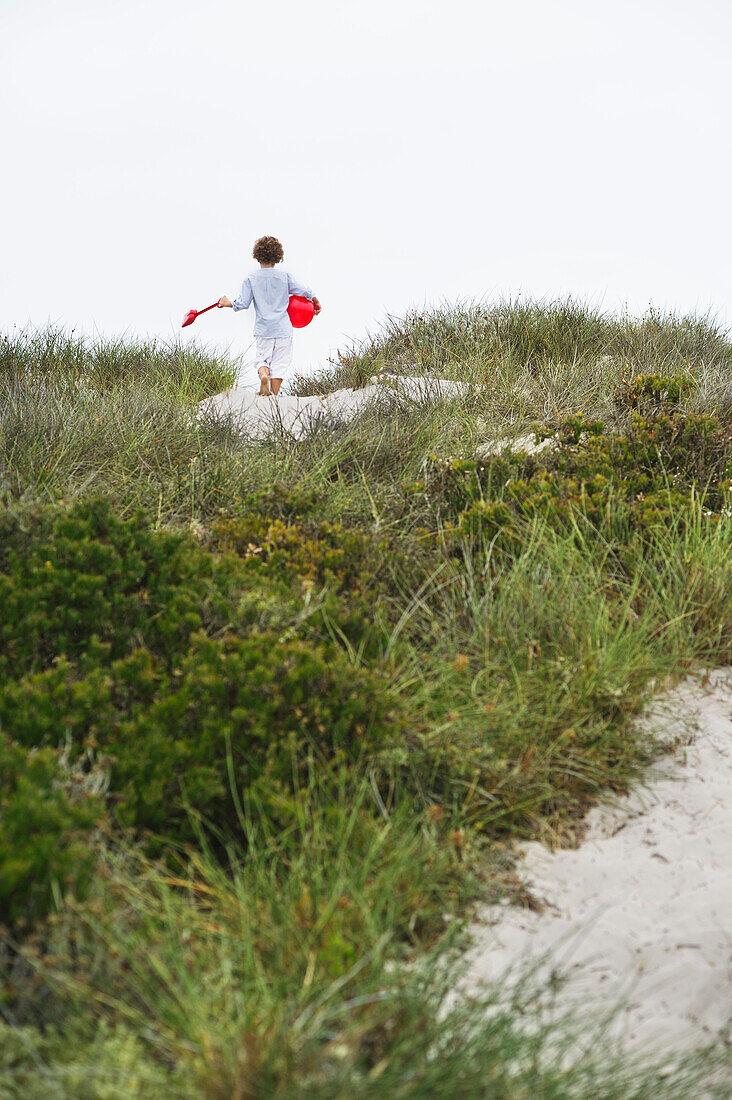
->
[0,499,405,919]
[0,498,246,681]
[424,396,731,552]
[0,734,101,925]
[0,633,402,846]
[617,371,691,414]
[211,511,383,596]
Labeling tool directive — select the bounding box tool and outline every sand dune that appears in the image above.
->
[462,670,732,1054]
[196,375,473,439]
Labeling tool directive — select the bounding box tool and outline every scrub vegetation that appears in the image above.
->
[1,303,731,1097]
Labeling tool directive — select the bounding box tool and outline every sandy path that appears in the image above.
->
[196,375,472,439]
[462,670,732,1055]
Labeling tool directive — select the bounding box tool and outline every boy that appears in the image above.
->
[219,235,321,396]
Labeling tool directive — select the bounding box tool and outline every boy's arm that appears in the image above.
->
[221,278,253,312]
[286,272,321,315]
[287,272,313,300]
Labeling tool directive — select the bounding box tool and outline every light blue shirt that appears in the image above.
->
[231,267,313,338]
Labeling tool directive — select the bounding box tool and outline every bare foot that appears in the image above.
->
[258,367,271,397]
[271,377,283,396]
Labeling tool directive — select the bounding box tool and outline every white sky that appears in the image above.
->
[2,0,731,380]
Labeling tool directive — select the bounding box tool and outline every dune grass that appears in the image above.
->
[4,811,731,1100]
[292,297,732,401]
[1,302,731,1096]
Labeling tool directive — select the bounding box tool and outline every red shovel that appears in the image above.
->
[181,301,220,328]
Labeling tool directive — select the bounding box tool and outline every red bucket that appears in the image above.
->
[287,295,315,328]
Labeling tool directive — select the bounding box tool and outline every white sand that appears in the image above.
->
[196,374,474,439]
[476,431,559,458]
[461,669,732,1054]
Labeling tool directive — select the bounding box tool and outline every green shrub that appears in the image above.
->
[0,498,245,682]
[0,1020,185,1099]
[0,632,402,845]
[424,409,731,551]
[617,371,691,414]
[211,512,383,594]
[0,500,405,856]
[0,734,101,925]
[208,509,410,655]
[232,482,321,521]
[533,410,731,526]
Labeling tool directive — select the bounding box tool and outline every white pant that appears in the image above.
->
[255,336,293,378]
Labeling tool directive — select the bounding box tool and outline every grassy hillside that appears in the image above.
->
[1,304,731,1097]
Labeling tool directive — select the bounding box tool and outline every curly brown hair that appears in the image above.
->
[252,236,284,265]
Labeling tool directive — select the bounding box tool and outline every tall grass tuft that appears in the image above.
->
[291,298,732,429]
[1,325,239,395]
[6,799,731,1099]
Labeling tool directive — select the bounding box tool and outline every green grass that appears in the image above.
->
[4,810,730,1099]
[291,297,732,406]
[1,301,731,1096]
